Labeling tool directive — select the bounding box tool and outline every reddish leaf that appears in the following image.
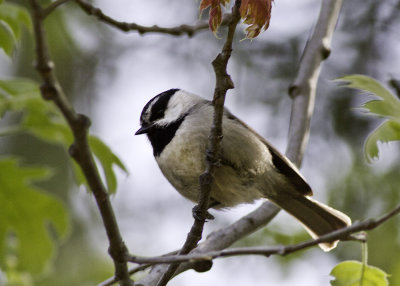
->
[240,0,273,38]
[199,0,213,11]
[199,0,272,38]
[199,0,230,34]
[209,4,222,33]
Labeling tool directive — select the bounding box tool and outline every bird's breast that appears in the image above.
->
[155,126,208,202]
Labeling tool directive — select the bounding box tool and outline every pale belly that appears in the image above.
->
[155,134,265,208]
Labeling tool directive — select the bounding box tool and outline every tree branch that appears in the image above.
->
[154,2,242,286]
[28,1,132,285]
[98,265,153,286]
[286,0,343,165]
[128,204,400,264]
[42,0,72,18]
[74,0,231,37]
[102,203,400,286]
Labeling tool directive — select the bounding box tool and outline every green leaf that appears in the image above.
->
[71,137,128,194]
[0,78,72,144]
[337,75,400,162]
[338,75,400,119]
[22,105,73,145]
[0,78,42,117]
[330,261,389,286]
[0,20,15,56]
[365,120,400,162]
[0,3,32,40]
[0,158,69,275]
[89,136,128,193]
[0,78,39,96]
[0,3,31,57]
[72,160,88,189]
[0,78,127,194]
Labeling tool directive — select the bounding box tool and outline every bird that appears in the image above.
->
[135,88,351,251]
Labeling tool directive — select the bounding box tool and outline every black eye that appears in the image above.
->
[151,109,164,121]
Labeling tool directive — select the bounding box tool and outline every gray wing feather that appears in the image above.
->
[223,110,313,196]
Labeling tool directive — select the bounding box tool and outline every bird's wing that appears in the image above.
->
[222,110,313,196]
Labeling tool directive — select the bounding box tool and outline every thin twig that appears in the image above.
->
[28,1,132,285]
[154,2,242,286]
[98,265,152,286]
[128,204,400,264]
[42,0,72,18]
[100,204,400,286]
[98,250,180,286]
[102,203,280,286]
[74,0,232,37]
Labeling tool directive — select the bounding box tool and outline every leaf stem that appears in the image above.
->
[360,240,368,286]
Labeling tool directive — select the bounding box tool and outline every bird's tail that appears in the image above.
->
[270,191,351,251]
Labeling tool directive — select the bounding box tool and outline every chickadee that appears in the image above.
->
[135,89,351,251]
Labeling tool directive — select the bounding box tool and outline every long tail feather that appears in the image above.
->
[270,192,351,251]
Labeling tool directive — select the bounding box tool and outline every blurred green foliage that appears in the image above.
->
[1,0,400,285]
[0,1,126,285]
[0,158,68,275]
[0,2,31,56]
[0,77,127,192]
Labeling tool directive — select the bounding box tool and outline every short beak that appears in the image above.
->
[135,124,152,135]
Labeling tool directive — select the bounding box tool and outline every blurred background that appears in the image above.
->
[1,0,400,285]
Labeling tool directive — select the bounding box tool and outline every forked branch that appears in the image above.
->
[74,0,231,37]
[28,1,132,285]
[154,2,242,286]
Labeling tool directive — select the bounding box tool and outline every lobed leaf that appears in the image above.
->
[365,120,400,162]
[0,78,73,144]
[199,0,230,34]
[338,75,400,119]
[89,135,128,194]
[330,260,389,286]
[72,136,128,194]
[0,78,39,96]
[240,0,273,38]
[199,0,273,38]
[209,3,222,34]
[0,20,15,56]
[0,2,31,57]
[0,3,32,40]
[0,78,128,194]
[337,75,400,162]
[72,160,88,189]
[0,78,42,117]
[0,158,69,274]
